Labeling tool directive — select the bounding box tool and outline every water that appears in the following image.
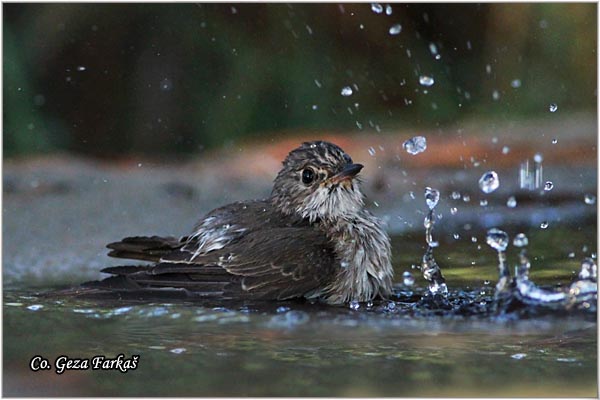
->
[370,3,383,14]
[479,171,500,194]
[388,24,402,35]
[4,219,597,396]
[403,136,427,155]
[549,103,558,113]
[513,233,529,247]
[340,86,353,96]
[419,75,434,87]
[424,187,440,210]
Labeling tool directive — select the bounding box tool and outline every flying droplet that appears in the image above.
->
[450,207,458,215]
[402,136,427,155]
[371,3,383,13]
[451,191,461,200]
[502,146,510,154]
[549,103,558,112]
[511,79,521,88]
[159,78,173,91]
[486,228,509,252]
[506,196,517,208]
[425,187,440,210]
[419,75,434,87]
[385,4,392,15]
[513,233,529,247]
[402,271,415,286]
[368,147,376,156]
[551,138,558,144]
[544,181,554,191]
[349,301,360,310]
[340,86,353,96]
[479,199,488,207]
[77,66,86,71]
[584,194,596,205]
[479,171,500,194]
[388,24,402,35]
[540,221,549,229]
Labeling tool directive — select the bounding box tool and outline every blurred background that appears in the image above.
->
[3,2,597,158]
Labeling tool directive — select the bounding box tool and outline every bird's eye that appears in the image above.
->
[302,168,315,184]
[343,153,353,164]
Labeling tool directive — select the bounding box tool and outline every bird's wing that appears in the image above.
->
[98,227,339,300]
[106,200,270,263]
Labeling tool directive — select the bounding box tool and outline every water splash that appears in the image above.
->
[340,86,353,96]
[388,24,402,35]
[419,75,434,87]
[421,187,448,297]
[370,3,383,13]
[479,171,500,194]
[403,136,427,155]
[486,228,510,295]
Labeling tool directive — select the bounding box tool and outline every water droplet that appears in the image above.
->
[402,271,415,286]
[568,252,575,258]
[479,199,488,207]
[340,86,353,96]
[578,258,597,280]
[540,221,549,229]
[479,171,500,194]
[340,261,350,268]
[544,181,554,191]
[385,4,392,15]
[428,43,438,55]
[402,136,427,155]
[513,233,529,247]
[511,79,521,88]
[486,228,509,252]
[311,104,318,110]
[419,75,434,87]
[462,194,471,203]
[160,78,173,91]
[451,191,461,200]
[492,90,500,101]
[276,306,290,313]
[507,196,517,208]
[388,24,402,35]
[471,236,478,243]
[77,65,86,71]
[314,79,322,88]
[425,187,440,210]
[485,64,492,74]
[502,146,510,154]
[533,153,543,163]
[371,3,383,13]
[368,146,376,156]
[349,301,360,310]
[483,280,491,285]
[511,353,527,360]
[450,207,458,215]
[551,138,558,144]
[549,103,558,112]
[170,348,186,354]
[453,233,460,240]
[584,194,596,205]
[27,305,43,311]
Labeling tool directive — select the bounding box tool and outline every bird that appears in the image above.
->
[84,141,394,305]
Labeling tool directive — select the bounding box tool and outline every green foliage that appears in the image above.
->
[3,3,596,157]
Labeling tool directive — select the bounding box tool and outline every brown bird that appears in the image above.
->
[85,141,394,304]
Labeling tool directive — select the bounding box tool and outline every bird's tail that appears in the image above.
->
[106,236,183,262]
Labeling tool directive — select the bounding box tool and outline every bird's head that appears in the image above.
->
[271,141,365,223]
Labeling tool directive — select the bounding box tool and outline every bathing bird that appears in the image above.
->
[85,141,393,304]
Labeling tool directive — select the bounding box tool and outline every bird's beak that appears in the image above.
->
[329,163,364,183]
